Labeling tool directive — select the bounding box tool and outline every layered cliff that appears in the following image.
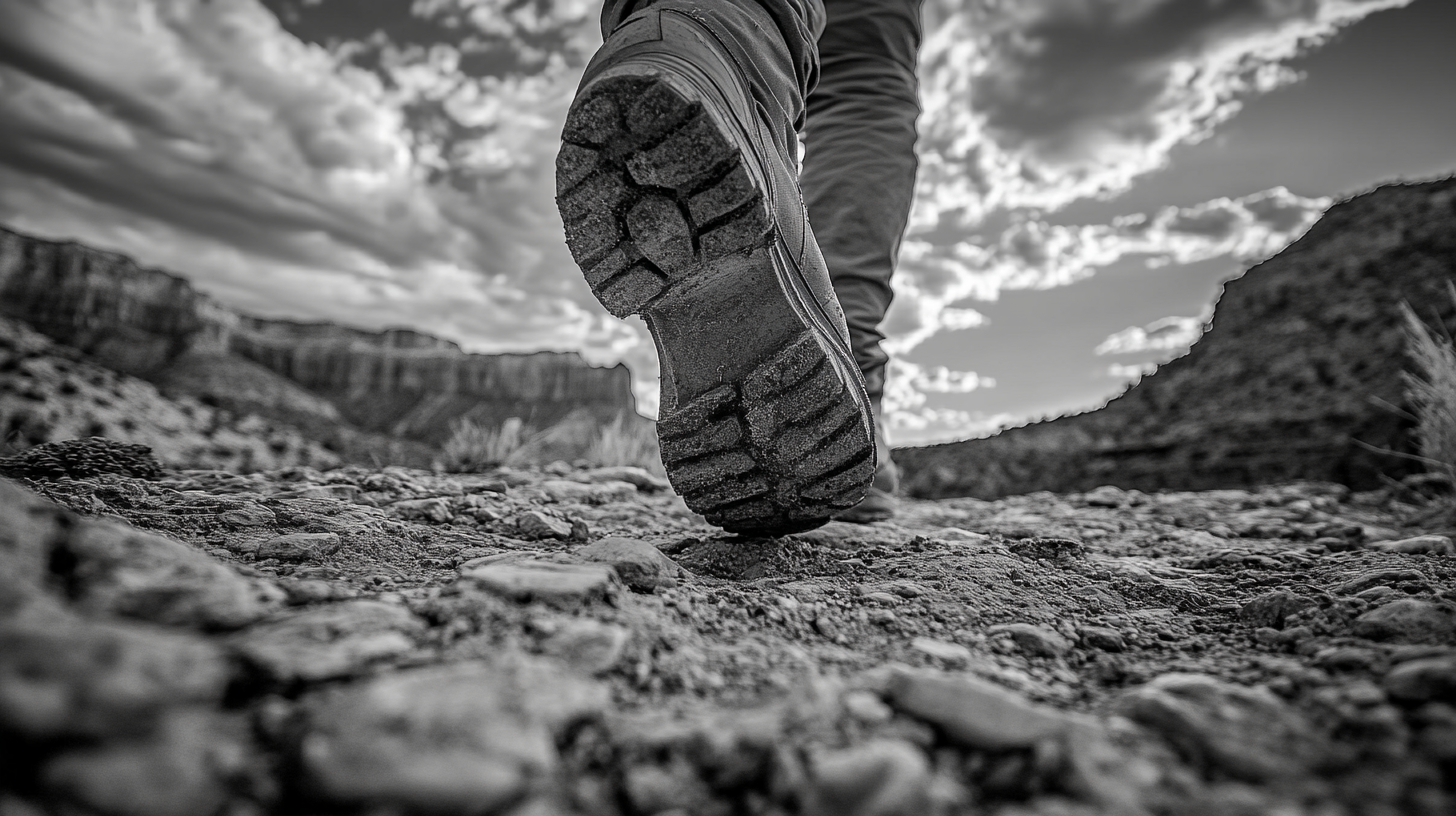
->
[0,225,638,450]
[898,178,1456,499]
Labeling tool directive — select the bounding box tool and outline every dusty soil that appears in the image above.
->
[2,439,1455,816]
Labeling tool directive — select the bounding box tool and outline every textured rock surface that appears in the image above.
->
[2,460,1455,815]
[900,179,1456,498]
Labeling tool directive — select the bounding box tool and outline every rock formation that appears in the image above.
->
[899,178,1456,499]
[0,225,639,448]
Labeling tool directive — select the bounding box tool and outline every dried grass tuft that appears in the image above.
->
[586,413,663,474]
[438,416,531,473]
[1401,281,1456,486]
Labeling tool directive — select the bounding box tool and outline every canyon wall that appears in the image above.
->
[0,226,637,446]
[898,178,1456,499]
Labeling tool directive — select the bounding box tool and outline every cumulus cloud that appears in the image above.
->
[1096,316,1206,356]
[1107,361,1160,380]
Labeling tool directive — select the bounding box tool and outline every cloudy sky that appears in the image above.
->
[1,0,1452,444]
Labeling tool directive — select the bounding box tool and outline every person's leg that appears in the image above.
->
[563,0,879,534]
[801,0,924,519]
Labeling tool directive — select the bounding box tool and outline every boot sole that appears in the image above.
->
[555,56,873,534]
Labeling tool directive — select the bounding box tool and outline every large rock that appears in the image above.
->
[884,668,1071,750]
[297,658,607,813]
[0,618,230,741]
[59,517,274,630]
[1351,599,1456,645]
[1114,673,1323,782]
[575,537,687,592]
[232,600,424,684]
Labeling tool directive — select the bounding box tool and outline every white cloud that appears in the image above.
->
[1096,316,1205,356]
[1107,361,1159,380]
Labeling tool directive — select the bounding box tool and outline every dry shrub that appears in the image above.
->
[439,416,530,473]
[587,413,663,474]
[1401,282,1456,485]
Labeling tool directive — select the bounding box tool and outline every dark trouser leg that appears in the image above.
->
[801,0,924,407]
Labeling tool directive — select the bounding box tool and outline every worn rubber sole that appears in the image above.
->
[555,67,874,535]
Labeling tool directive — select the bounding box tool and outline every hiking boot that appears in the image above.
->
[556,1,875,535]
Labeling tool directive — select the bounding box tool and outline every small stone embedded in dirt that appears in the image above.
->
[232,600,424,684]
[1077,626,1126,652]
[256,532,342,563]
[575,537,685,592]
[1383,656,1456,703]
[1351,599,1456,644]
[910,637,972,665]
[885,668,1071,750]
[389,497,454,524]
[542,619,630,675]
[297,659,606,814]
[462,560,617,604]
[515,509,573,540]
[802,739,932,816]
[1334,569,1427,595]
[1239,591,1317,629]
[987,622,1073,657]
[40,708,252,816]
[1008,537,1084,560]
[579,466,671,492]
[1114,673,1323,782]
[933,527,989,543]
[0,618,230,741]
[219,502,276,527]
[842,690,894,725]
[1370,535,1456,555]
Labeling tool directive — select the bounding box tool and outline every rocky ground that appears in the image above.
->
[2,438,1455,816]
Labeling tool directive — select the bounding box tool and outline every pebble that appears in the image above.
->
[910,637,973,665]
[579,466,670,491]
[1351,599,1456,644]
[515,510,573,541]
[1383,656,1456,703]
[232,600,424,683]
[542,619,631,675]
[574,537,685,592]
[540,479,636,504]
[803,739,931,816]
[0,618,229,741]
[842,690,894,725]
[256,532,342,563]
[1077,626,1126,652]
[219,503,276,527]
[298,658,607,814]
[885,668,1070,750]
[1239,591,1316,629]
[1114,672,1322,782]
[462,561,618,604]
[987,623,1073,657]
[1333,569,1426,596]
[1369,535,1456,555]
[40,708,249,816]
[389,497,454,524]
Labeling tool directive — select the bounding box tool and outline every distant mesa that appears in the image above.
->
[0,224,641,466]
[898,177,1456,499]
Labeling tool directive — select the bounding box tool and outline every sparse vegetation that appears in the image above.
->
[586,412,663,474]
[1400,282,1456,486]
[439,416,531,472]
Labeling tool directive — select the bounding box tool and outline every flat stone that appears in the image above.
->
[909,637,973,665]
[1383,656,1456,703]
[219,503,276,527]
[0,618,229,741]
[579,466,670,491]
[540,479,637,504]
[232,600,424,683]
[60,517,274,630]
[515,510,573,541]
[542,619,631,675]
[41,708,250,816]
[1352,599,1456,644]
[298,658,606,814]
[1333,569,1426,595]
[1077,626,1126,652]
[462,561,617,604]
[885,668,1071,750]
[0,478,65,588]
[390,497,454,524]
[256,532,342,563]
[803,739,931,816]
[1114,673,1322,782]
[1370,535,1456,555]
[987,623,1073,657]
[1239,591,1316,629]
[575,537,686,592]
